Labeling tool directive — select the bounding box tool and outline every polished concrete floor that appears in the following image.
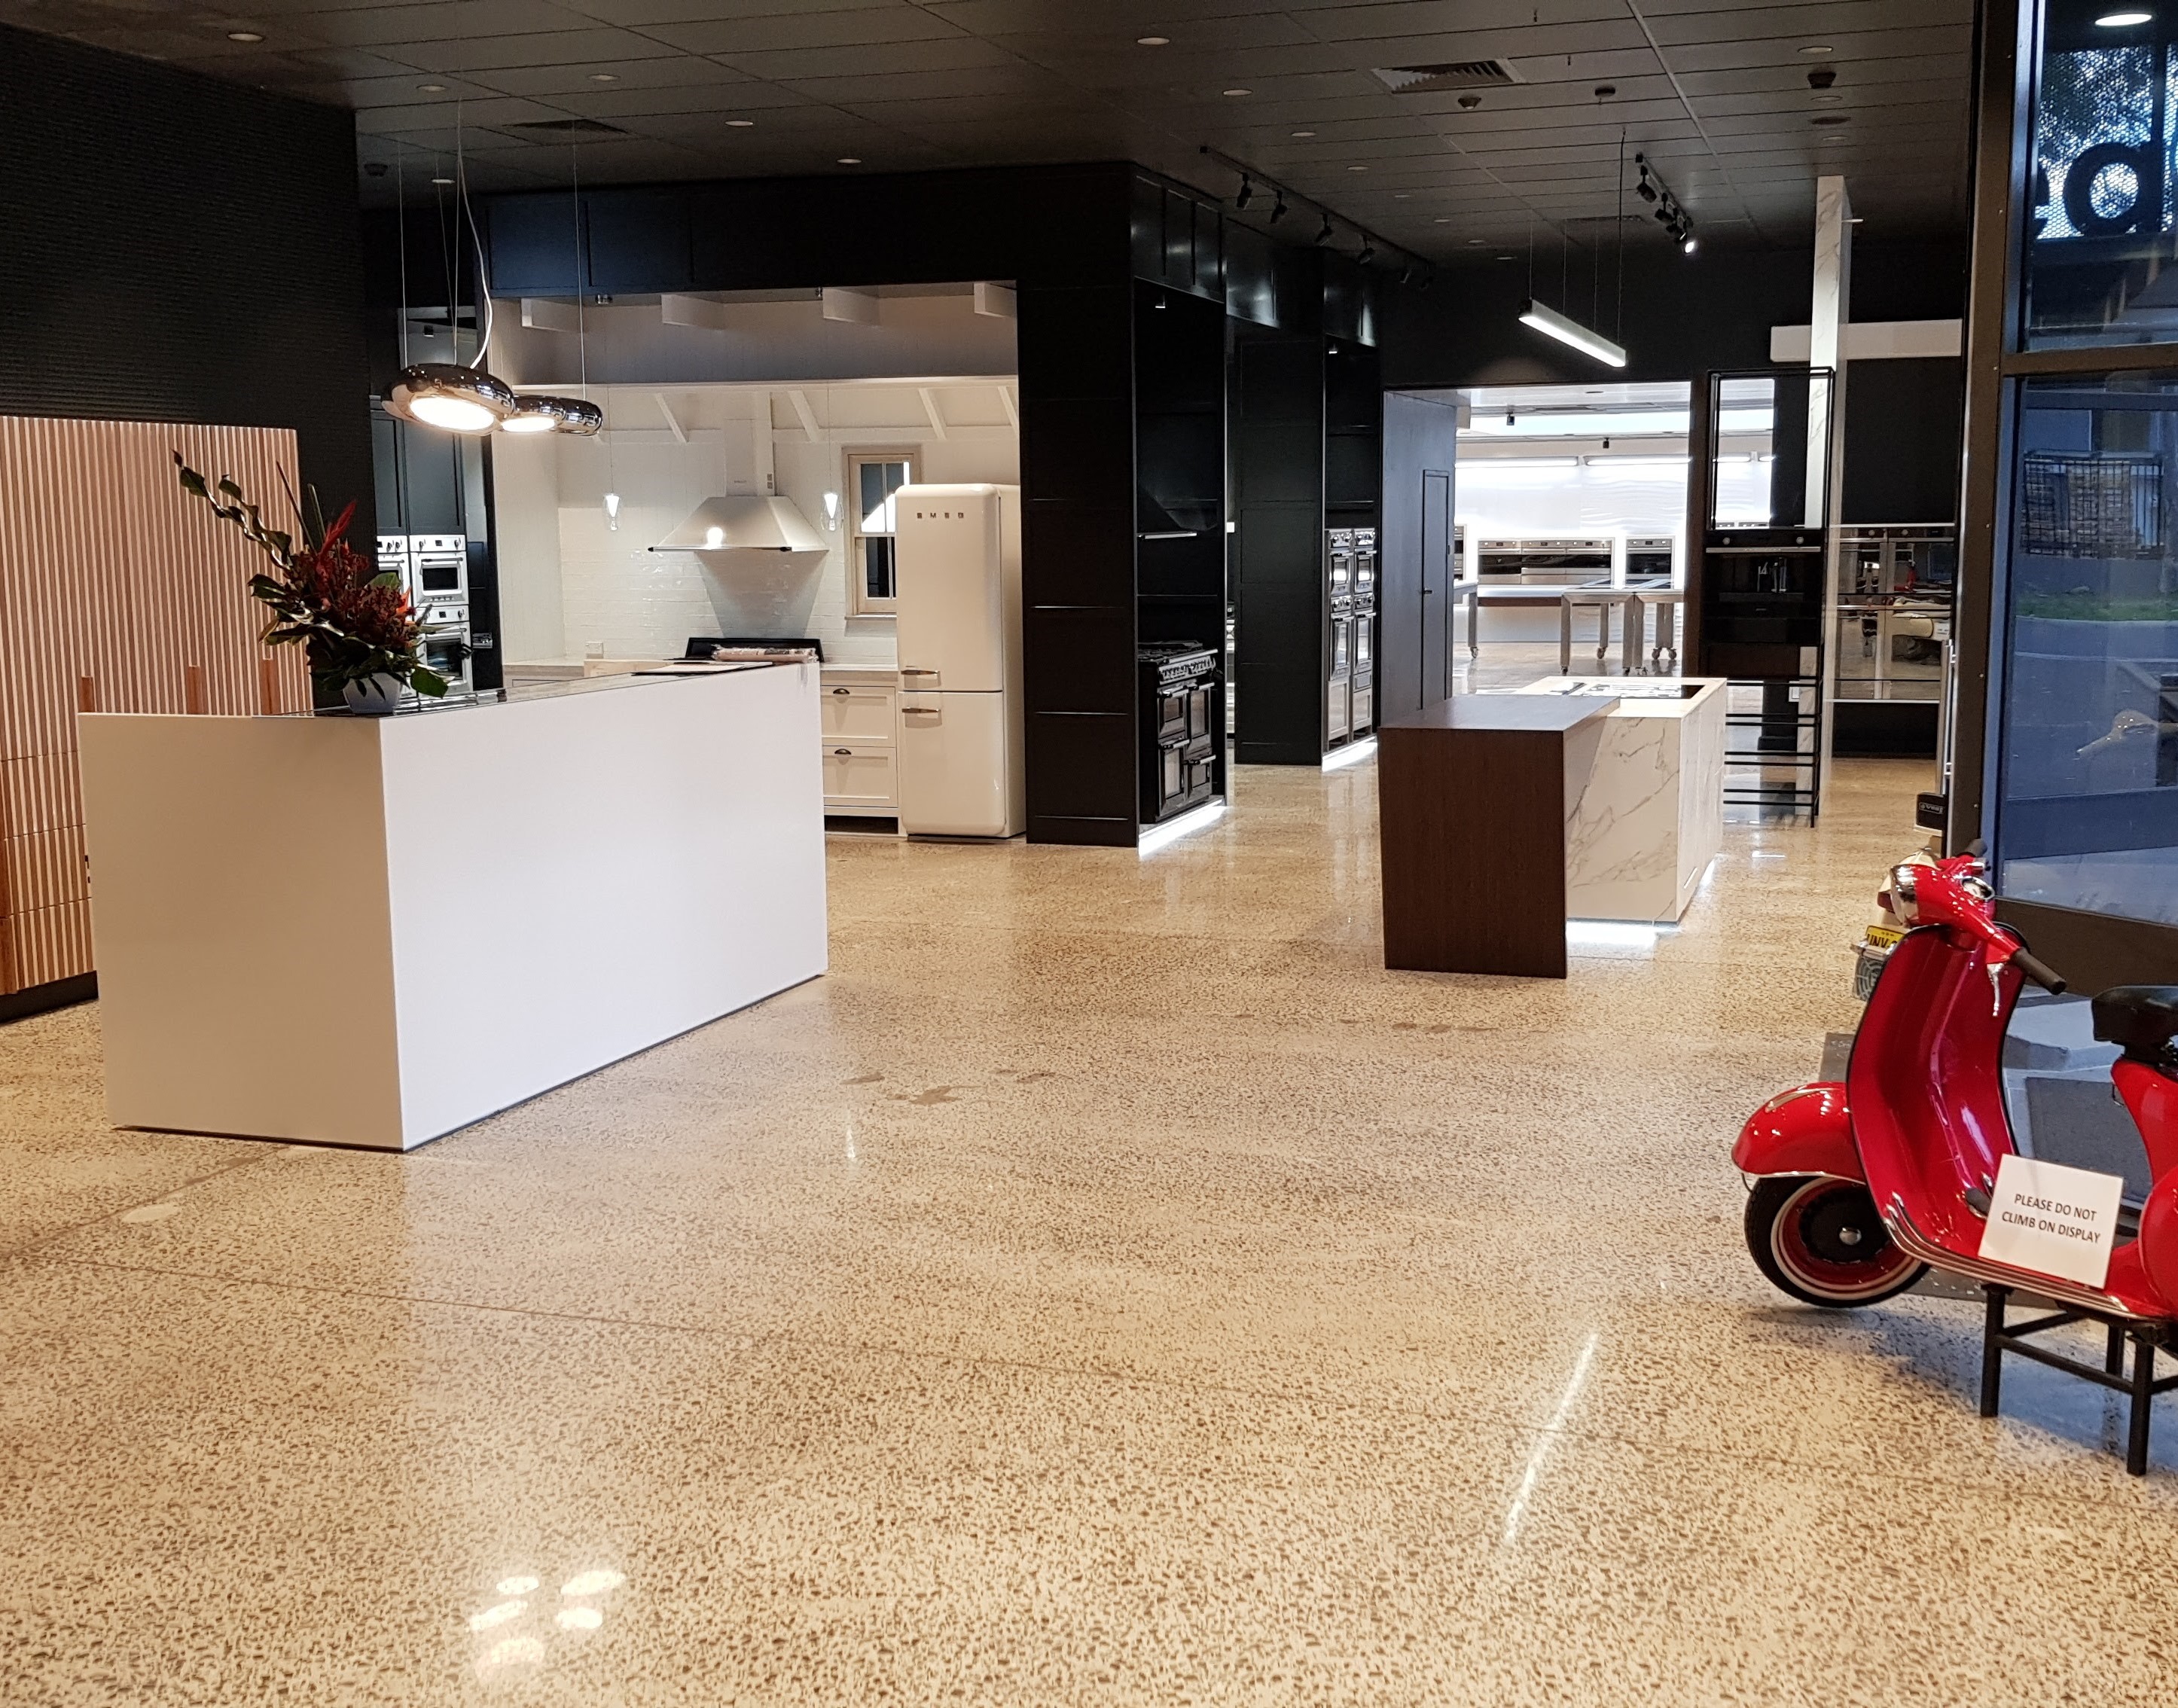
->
[5,752,2176,1706]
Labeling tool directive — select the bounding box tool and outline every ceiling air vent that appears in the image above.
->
[1371,60,1524,94]
[507,118,627,136]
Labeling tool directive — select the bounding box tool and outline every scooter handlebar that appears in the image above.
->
[2007,947,2067,995]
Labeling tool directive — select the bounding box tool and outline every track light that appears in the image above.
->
[1358,239,1376,266]
[1632,151,1695,255]
[1270,189,1289,221]
[1235,175,1255,209]
[1314,214,1335,246]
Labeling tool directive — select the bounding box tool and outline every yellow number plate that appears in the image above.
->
[1862,925,1904,949]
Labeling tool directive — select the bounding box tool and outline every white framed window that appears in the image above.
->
[845,447,917,616]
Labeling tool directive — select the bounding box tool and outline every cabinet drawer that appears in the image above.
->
[822,742,897,809]
[820,685,896,743]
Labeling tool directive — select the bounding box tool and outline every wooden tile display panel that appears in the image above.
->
[0,417,307,996]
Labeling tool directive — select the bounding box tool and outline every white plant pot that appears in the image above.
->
[341,672,407,716]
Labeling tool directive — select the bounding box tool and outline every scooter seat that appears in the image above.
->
[2092,987,2178,1063]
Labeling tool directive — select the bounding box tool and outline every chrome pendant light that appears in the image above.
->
[493,142,609,439]
[384,112,515,435]
[499,392,604,435]
[388,362,517,433]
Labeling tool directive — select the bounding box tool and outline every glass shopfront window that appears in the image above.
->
[2027,4,2178,346]
[1998,373,2178,923]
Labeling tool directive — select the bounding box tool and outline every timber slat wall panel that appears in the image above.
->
[0,416,306,996]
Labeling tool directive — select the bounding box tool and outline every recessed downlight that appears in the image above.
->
[419,83,447,93]
[589,72,618,81]
[1347,163,1368,171]
[2097,8,2154,22]
[1814,93,1845,105]
[837,156,862,164]
[726,118,755,127]
[1136,35,1169,46]
[1291,129,1316,137]
[1798,44,1835,55]
[431,174,453,185]
[227,29,263,41]
[1222,87,1252,96]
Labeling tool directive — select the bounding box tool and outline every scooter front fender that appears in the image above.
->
[1732,1082,1862,1182]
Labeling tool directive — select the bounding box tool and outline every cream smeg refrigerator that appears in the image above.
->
[894,483,1026,837]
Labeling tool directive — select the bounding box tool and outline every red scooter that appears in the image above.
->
[1734,850,2178,1472]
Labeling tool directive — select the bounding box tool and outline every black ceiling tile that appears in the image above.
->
[1661,27,1971,74]
[304,0,603,48]
[767,63,1075,104]
[1643,0,1972,41]
[378,29,691,73]
[923,0,1314,31]
[355,94,577,132]
[627,4,966,55]
[650,31,1010,72]
[544,84,822,120]
[472,55,755,97]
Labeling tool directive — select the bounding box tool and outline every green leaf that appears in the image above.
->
[215,477,243,500]
[410,667,450,697]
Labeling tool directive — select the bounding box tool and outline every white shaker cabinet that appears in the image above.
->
[819,666,901,821]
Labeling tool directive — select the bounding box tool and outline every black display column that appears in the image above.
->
[1019,272,1140,846]
[1134,282,1229,802]
[1231,328,1326,764]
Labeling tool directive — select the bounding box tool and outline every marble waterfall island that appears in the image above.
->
[1513,677,1727,923]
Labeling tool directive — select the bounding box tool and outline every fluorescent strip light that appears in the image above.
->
[1518,300,1627,368]
[1322,737,1377,770]
[1137,798,1225,856]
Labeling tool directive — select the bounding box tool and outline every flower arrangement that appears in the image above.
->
[173,452,449,702]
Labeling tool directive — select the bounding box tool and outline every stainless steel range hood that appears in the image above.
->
[648,496,827,554]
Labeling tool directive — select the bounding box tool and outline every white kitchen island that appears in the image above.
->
[1512,676,1728,924]
[78,663,826,1150]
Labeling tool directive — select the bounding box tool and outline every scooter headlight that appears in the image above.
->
[1885,864,1921,926]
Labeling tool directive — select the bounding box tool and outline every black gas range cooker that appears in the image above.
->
[1138,643,1220,825]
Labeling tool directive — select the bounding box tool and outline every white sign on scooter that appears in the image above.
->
[1978,1154,2127,1289]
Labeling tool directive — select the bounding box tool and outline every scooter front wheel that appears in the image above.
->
[1746,1175,1926,1308]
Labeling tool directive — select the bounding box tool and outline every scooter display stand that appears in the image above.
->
[1980,1285,2178,1476]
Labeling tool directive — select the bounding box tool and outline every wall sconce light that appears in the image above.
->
[604,490,621,530]
[822,490,840,531]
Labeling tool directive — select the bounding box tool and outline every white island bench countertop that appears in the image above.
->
[78,663,827,1151]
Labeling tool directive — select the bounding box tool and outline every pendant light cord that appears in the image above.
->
[1616,130,1627,343]
[573,144,589,398]
[395,145,410,368]
[456,103,494,369]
